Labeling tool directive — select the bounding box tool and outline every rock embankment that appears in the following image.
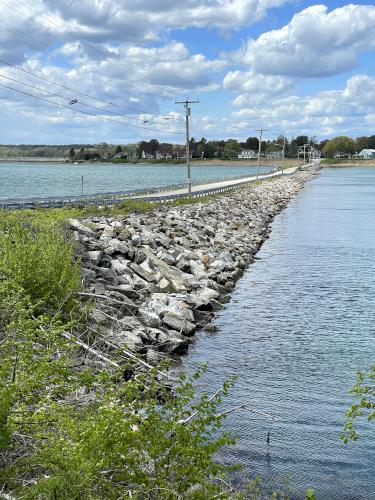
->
[70,169,318,365]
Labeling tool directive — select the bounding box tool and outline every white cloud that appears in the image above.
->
[43,0,288,37]
[239,4,375,78]
[223,70,295,104]
[229,74,375,137]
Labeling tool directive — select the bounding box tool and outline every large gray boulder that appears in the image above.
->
[69,218,96,237]
[143,247,198,291]
[163,312,196,336]
[137,308,161,328]
[103,238,130,256]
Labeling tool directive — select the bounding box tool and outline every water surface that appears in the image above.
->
[184,167,375,499]
[0,162,274,200]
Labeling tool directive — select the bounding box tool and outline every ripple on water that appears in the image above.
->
[0,162,274,199]
[184,168,375,500]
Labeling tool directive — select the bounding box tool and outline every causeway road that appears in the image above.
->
[138,165,302,200]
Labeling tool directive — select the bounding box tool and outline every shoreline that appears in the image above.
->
[325,161,375,167]
[0,158,296,168]
[71,167,319,364]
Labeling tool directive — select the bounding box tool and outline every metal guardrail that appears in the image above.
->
[0,168,299,210]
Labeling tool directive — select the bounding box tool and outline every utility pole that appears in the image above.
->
[175,98,199,196]
[274,137,286,175]
[303,141,310,165]
[255,128,269,179]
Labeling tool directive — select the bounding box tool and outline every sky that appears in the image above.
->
[0,0,374,144]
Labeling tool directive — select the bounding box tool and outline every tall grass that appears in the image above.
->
[0,215,81,315]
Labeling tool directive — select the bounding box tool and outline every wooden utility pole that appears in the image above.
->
[255,128,269,179]
[175,98,199,196]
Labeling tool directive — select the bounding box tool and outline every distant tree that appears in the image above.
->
[157,143,171,154]
[136,141,147,158]
[355,137,369,152]
[197,137,207,158]
[367,135,375,149]
[223,139,241,158]
[172,144,185,159]
[115,145,123,154]
[149,139,159,158]
[137,140,160,158]
[76,147,85,160]
[198,141,216,159]
[242,136,259,150]
[214,140,226,158]
[189,140,199,158]
[317,139,329,151]
[69,148,75,160]
[294,135,309,147]
[322,136,355,158]
[276,135,289,156]
[265,140,278,153]
[98,143,109,159]
[289,140,299,157]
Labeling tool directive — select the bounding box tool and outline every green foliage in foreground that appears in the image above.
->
[0,214,238,498]
[341,366,375,443]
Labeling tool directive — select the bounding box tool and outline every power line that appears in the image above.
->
[0,81,184,135]
[0,0,179,115]
[0,57,181,125]
[0,70,180,127]
[14,0,176,102]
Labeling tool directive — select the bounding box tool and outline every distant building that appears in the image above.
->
[334,152,352,158]
[155,151,173,160]
[356,149,375,159]
[141,151,154,159]
[238,149,257,159]
[266,151,282,159]
[114,152,127,159]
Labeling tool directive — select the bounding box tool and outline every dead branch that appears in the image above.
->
[60,331,120,368]
[178,386,224,425]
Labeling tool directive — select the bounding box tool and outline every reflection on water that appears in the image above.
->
[183,168,375,499]
[0,162,274,199]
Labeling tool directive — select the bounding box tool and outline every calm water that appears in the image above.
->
[0,162,274,200]
[184,167,375,499]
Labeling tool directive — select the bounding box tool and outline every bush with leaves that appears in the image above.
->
[342,366,375,443]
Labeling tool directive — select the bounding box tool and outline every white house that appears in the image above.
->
[155,151,173,160]
[238,149,257,159]
[114,152,127,159]
[356,149,375,159]
[141,151,154,159]
[266,151,282,159]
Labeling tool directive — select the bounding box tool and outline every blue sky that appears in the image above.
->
[0,0,374,144]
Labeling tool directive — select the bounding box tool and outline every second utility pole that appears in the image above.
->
[176,98,199,196]
[255,128,269,179]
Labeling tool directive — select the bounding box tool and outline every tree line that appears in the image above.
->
[2,134,375,161]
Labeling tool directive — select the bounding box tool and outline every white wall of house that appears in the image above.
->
[357,149,375,159]
[238,149,257,159]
